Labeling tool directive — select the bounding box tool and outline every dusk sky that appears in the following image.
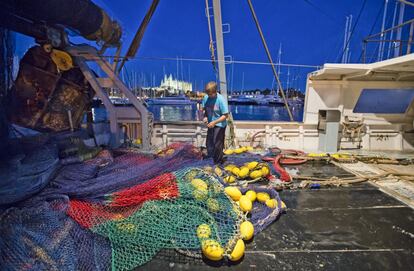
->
[16,0,413,92]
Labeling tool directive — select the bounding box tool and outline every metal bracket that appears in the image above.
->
[205,6,213,18]
[222,23,231,34]
[224,55,233,64]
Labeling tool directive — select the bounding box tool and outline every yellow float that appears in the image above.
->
[224,164,236,172]
[201,239,224,261]
[256,192,270,203]
[206,198,220,212]
[231,167,240,177]
[223,149,234,155]
[191,179,208,190]
[223,175,236,183]
[249,170,263,179]
[240,221,254,241]
[238,167,250,178]
[193,189,208,201]
[229,239,245,261]
[261,166,270,176]
[197,224,211,239]
[224,187,242,201]
[245,190,257,202]
[238,195,252,212]
[246,161,258,170]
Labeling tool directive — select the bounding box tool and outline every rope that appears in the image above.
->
[295,171,414,188]
[205,0,218,73]
[117,0,160,73]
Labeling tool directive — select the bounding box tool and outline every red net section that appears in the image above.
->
[68,173,179,228]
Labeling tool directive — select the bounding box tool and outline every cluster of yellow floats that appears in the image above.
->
[223,146,254,155]
[191,146,288,262]
[224,187,286,211]
[196,221,251,262]
[191,177,254,261]
[223,162,270,183]
[192,178,286,261]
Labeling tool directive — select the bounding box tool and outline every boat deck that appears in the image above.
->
[138,161,414,270]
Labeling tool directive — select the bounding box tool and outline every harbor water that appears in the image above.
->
[93,104,304,122]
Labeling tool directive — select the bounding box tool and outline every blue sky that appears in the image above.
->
[16,0,413,92]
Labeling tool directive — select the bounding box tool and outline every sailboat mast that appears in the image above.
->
[342,16,349,63]
[378,0,389,61]
[387,0,399,59]
[394,1,405,57]
[212,0,228,101]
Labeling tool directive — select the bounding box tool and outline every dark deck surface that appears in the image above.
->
[138,163,414,270]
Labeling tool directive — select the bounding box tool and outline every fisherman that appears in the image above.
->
[201,81,229,164]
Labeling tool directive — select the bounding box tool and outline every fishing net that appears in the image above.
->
[0,138,59,206]
[0,200,112,271]
[0,27,14,160]
[67,167,244,270]
[38,143,202,201]
[0,143,284,270]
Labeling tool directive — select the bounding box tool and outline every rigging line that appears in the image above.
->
[302,0,341,24]
[357,3,384,62]
[117,0,160,73]
[246,0,293,121]
[399,0,414,7]
[101,55,320,68]
[336,0,368,63]
[205,0,218,73]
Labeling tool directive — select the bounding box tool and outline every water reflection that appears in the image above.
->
[93,104,304,122]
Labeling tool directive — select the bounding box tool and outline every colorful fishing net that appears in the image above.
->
[67,167,243,270]
[0,143,284,270]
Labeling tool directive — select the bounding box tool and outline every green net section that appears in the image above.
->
[88,168,244,270]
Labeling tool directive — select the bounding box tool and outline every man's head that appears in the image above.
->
[205,81,217,98]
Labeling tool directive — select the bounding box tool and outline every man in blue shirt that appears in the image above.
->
[201,81,229,164]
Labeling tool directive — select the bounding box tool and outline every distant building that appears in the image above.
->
[160,74,192,94]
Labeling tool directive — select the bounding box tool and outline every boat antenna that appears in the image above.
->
[246,0,294,121]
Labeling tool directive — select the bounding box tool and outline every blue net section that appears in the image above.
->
[0,141,59,206]
[0,201,111,271]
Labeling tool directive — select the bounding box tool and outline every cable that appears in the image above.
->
[246,0,293,121]
[336,0,368,63]
[118,0,160,73]
[399,0,414,7]
[101,55,320,68]
[302,0,341,24]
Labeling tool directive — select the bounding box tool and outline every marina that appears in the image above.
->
[1,0,414,271]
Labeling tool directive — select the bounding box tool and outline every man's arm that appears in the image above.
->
[200,96,208,123]
[207,113,228,128]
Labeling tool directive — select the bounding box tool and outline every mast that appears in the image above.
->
[176,56,179,93]
[378,0,389,61]
[242,72,245,93]
[394,1,405,57]
[342,16,349,63]
[346,15,353,63]
[212,0,228,101]
[387,0,399,59]
[277,43,282,76]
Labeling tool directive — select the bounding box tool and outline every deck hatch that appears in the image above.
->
[353,88,414,114]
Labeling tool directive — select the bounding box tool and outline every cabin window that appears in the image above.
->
[353,89,414,114]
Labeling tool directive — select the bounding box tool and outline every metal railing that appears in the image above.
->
[362,18,414,63]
